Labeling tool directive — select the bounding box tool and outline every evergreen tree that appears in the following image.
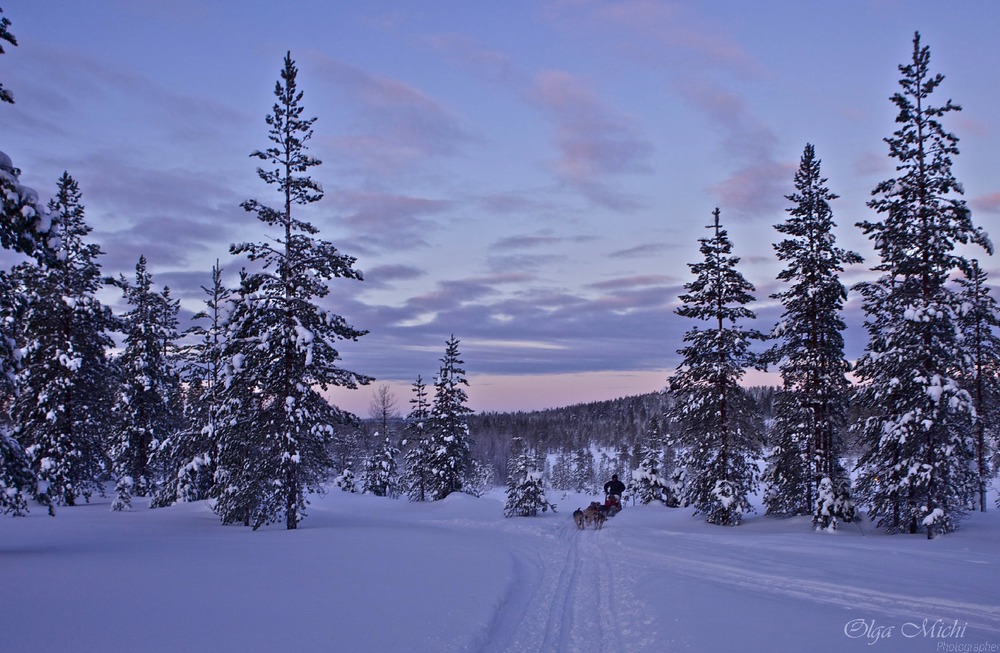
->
[109,256,180,510]
[504,436,555,517]
[0,14,56,515]
[669,208,764,526]
[362,434,400,498]
[627,417,673,506]
[426,335,473,500]
[10,173,114,511]
[151,262,231,507]
[854,33,992,538]
[550,451,572,490]
[571,447,595,493]
[463,458,494,498]
[763,144,861,525]
[0,7,15,105]
[213,52,371,530]
[957,259,1000,512]
[402,375,432,501]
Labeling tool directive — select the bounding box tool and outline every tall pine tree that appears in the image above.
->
[763,144,861,527]
[853,33,992,538]
[669,208,764,526]
[426,335,473,500]
[10,173,114,511]
[213,52,371,530]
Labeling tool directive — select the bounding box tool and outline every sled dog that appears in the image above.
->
[583,502,606,529]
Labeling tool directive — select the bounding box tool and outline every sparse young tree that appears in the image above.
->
[853,33,993,538]
[152,262,232,507]
[462,458,494,498]
[402,375,432,502]
[550,451,572,491]
[10,173,114,512]
[957,260,1000,512]
[362,386,401,497]
[763,144,861,527]
[627,417,672,506]
[669,208,765,526]
[213,52,371,530]
[426,335,474,500]
[504,436,555,517]
[571,447,595,494]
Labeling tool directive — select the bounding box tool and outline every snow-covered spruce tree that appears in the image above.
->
[402,375,432,502]
[213,52,371,530]
[10,173,115,512]
[463,458,494,498]
[763,144,862,526]
[504,436,555,517]
[426,335,474,500]
[957,259,1000,512]
[853,33,993,538]
[151,262,232,507]
[0,13,54,513]
[109,256,182,510]
[627,417,674,506]
[362,434,400,498]
[669,208,765,526]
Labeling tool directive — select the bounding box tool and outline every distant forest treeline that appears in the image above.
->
[359,387,780,483]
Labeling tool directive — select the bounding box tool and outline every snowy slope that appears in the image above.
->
[2,488,998,652]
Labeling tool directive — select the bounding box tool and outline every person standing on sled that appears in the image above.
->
[604,474,625,516]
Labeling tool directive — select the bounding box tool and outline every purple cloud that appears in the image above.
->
[329,191,454,253]
[309,54,476,178]
[609,242,675,259]
[528,69,653,210]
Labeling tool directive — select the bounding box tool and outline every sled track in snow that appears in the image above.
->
[538,522,585,652]
[624,543,1000,635]
[478,519,643,653]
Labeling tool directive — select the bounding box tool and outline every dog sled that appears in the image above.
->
[572,494,622,530]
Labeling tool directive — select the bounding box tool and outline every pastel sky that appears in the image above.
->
[3,1,998,415]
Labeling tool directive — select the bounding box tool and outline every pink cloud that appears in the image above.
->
[972,191,1000,214]
[528,70,653,209]
[675,78,777,163]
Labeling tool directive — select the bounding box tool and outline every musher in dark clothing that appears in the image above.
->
[604,474,625,515]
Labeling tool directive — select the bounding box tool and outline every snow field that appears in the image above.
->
[2,487,999,652]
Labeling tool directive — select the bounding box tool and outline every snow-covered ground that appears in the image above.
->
[2,488,998,653]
